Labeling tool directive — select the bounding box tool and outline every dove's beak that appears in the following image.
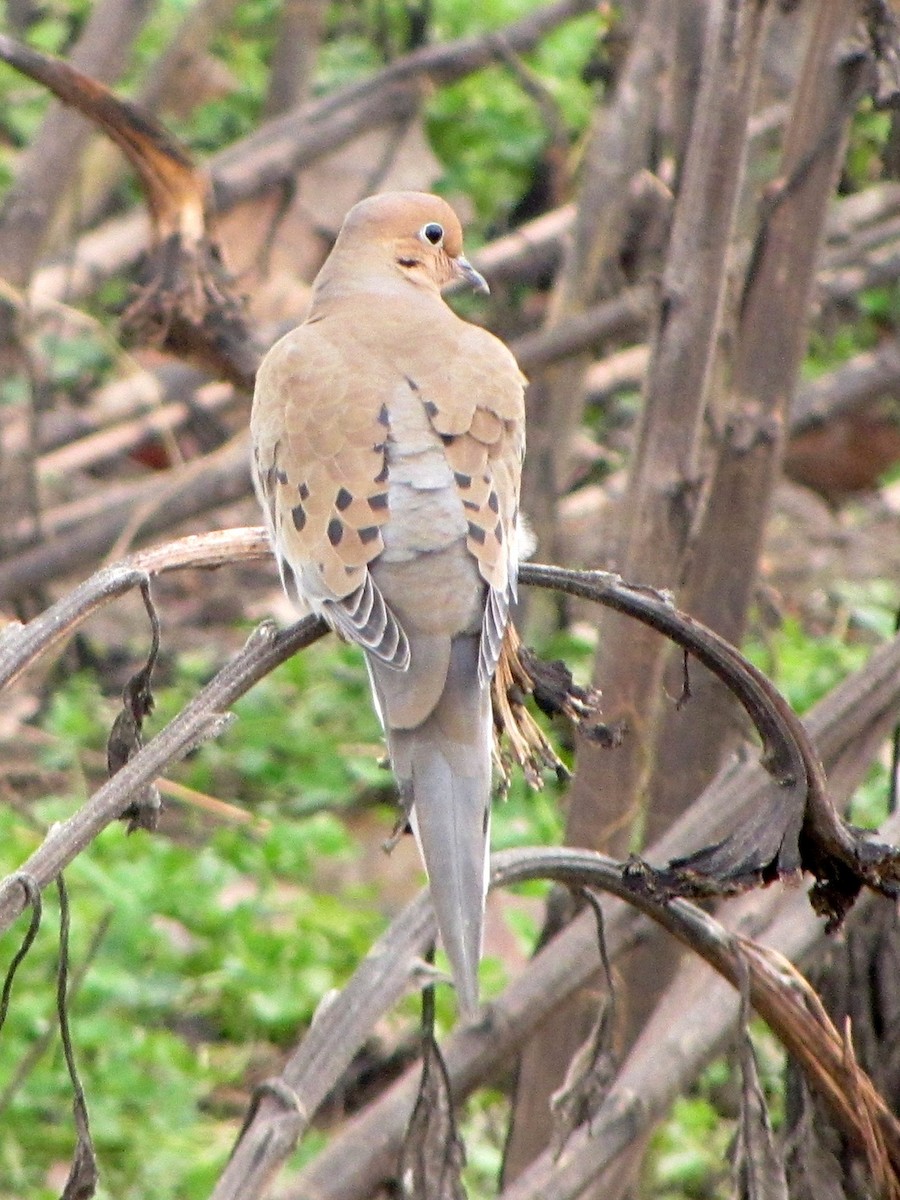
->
[453,256,490,295]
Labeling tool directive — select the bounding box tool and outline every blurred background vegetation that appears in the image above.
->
[1,1,899,1198]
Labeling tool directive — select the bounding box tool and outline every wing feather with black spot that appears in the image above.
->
[405,323,526,683]
[251,324,409,669]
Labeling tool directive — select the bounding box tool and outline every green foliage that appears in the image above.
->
[0,806,387,1195]
[647,1029,786,1200]
[844,98,893,190]
[427,13,600,222]
[1,638,386,1197]
[803,282,900,379]
[0,327,117,410]
[745,583,896,827]
[40,329,114,386]
[744,615,871,714]
[157,638,390,814]
[649,1094,732,1199]
[460,1087,509,1199]
[1,620,572,1196]
[745,574,898,711]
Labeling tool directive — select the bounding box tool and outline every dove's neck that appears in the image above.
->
[309,246,445,314]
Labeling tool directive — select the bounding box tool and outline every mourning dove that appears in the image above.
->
[251,192,526,1014]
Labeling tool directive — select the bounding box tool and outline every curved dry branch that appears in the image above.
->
[496,848,900,1190]
[519,561,900,919]
[0,34,205,237]
[0,613,324,938]
[1,529,899,1197]
[0,527,271,692]
[4,532,895,927]
[220,845,900,1200]
[283,624,900,1195]
[0,33,259,388]
[288,636,900,1200]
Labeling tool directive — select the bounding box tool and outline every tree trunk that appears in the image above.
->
[504,0,771,1183]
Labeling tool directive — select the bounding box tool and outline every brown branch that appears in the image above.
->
[26,0,596,313]
[37,380,238,478]
[0,351,211,459]
[136,0,244,117]
[263,0,327,118]
[222,842,900,1200]
[522,563,900,913]
[0,34,206,240]
[513,7,776,1170]
[510,285,654,375]
[494,853,900,1200]
[285,830,900,1200]
[584,334,900,442]
[519,0,667,572]
[470,203,573,287]
[0,611,324,939]
[0,433,253,600]
[565,0,772,853]
[6,537,893,916]
[582,343,648,404]
[0,526,269,691]
[0,32,262,389]
[284,624,900,1200]
[790,336,900,432]
[647,0,868,834]
[2,526,897,1197]
[0,0,153,291]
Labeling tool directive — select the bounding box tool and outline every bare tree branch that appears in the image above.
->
[512,2,775,1168]
[0,612,324,938]
[263,0,327,117]
[0,0,153,293]
[519,0,667,571]
[0,527,269,691]
[283,823,900,1200]
[281,607,900,1199]
[648,0,868,830]
[26,0,597,313]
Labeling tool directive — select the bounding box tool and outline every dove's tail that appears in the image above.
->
[371,632,492,1016]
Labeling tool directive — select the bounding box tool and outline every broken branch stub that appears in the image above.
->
[0,34,259,390]
[517,562,900,923]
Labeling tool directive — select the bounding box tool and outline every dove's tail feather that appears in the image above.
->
[371,633,492,1016]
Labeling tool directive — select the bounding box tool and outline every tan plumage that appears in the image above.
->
[251,192,526,1013]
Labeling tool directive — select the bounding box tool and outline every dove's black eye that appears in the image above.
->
[421,222,444,246]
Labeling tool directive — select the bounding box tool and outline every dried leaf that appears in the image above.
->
[57,878,98,1200]
[106,582,161,831]
[60,1130,98,1200]
[732,1025,789,1200]
[550,891,618,1156]
[550,994,617,1158]
[783,1078,849,1200]
[399,1038,466,1199]
[398,989,466,1200]
[0,875,41,1035]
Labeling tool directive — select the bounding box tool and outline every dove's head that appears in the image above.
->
[323,191,489,299]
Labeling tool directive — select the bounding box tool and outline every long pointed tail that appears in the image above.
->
[377,634,492,1016]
